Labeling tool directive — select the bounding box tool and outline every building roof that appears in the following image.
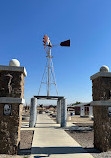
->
[72,102,91,107]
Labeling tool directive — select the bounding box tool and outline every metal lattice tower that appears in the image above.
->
[38,35,70,96]
[38,42,58,96]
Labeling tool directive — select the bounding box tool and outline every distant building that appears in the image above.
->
[72,102,93,117]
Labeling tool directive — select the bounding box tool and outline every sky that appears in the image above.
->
[0,0,111,105]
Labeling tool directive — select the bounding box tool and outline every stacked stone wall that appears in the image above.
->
[0,71,24,98]
[0,69,25,154]
[93,106,111,151]
[92,76,111,151]
[92,77,111,101]
[0,103,23,154]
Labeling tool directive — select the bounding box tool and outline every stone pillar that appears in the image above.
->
[61,98,67,127]
[29,97,37,127]
[80,106,85,117]
[90,65,111,151]
[56,99,61,124]
[0,61,27,154]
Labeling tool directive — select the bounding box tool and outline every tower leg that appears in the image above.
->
[47,47,51,96]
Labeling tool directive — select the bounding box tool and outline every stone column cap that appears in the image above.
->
[90,71,111,80]
[0,65,27,76]
[91,100,111,106]
[0,97,25,104]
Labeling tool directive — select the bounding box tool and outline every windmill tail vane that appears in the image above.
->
[60,39,70,47]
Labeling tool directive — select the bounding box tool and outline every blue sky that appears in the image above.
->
[0,0,111,105]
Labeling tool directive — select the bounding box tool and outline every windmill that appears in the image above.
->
[38,35,70,96]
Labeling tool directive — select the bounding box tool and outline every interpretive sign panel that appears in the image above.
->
[108,107,111,117]
[4,104,11,115]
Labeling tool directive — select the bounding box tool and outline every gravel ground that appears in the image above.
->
[0,130,33,158]
[66,115,111,158]
[66,130,111,158]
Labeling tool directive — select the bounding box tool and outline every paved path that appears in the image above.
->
[31,114,94,158]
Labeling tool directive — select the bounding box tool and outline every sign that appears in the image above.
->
[4,104,12,116]
[108,107,111,117]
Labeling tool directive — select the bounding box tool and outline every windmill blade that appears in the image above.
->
[43,34,50,46]
[43,34,49,42]
[60,39,70,47]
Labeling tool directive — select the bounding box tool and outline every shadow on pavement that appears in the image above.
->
[34,156,48,158]
[36,123,56,124]
[18,149,31,155]
[31,146,88,155]
[83,147,101,153]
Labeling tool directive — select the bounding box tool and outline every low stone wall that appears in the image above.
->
[93,106,111,151]
[0,103,23,154]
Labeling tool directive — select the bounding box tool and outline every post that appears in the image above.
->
[80,106,85,117]
[61,98,67,127]
[47,47,51,96]
[29,98,37,127]
[0,59,27,154]
[90,65,111,151]
[56,99,61,124]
